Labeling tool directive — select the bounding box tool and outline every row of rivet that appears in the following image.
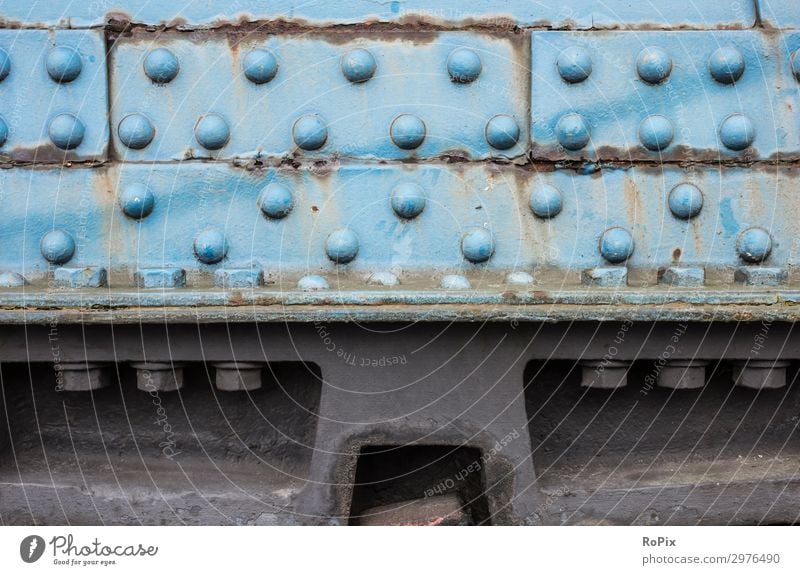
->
[116,111,521,152]
[557,45,800,85]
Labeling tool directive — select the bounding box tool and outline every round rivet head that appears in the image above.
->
[791,49,800,82]
[708,46,745,84]
[0,116,8,147]
[40,229,75,264]
[556,113,590,151]
[390,114,426,150]
[119,183,155,219]
[485,114,520,150]
[440,274,471,290]
[0,48,11,82]
[557,46,592,83]
[668,183,703,220]
[461,228,494,263]
[195,114,230,150]
[259,182,294,219]
[194,229,228,264]
[298,275,329,291]
[144,48,179,84]
[737,227,772,263]
[639,115,674,151]
[600,227,634,263]
[325,228,359,264]
[48,114,85,150]
[341,48,376,83]
[117,113,155,149]
[367,271,400,286]
[636,46,672,84]
[529,184,563,218]
[242,49,278,84]
[46,46,82,83]
[447,47,482,83]
[391,182,426,219]
[719,114,755,151]
[293,114,328,151]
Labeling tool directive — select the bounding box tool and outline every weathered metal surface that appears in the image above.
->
[109,31,527,161]
[531,31,800,162]
[0,0,756,30]
[0,29,108,163]
[759,0,800,29]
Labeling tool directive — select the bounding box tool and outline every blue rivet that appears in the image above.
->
[367,271,400,286]
[556,113,590,151]
[556,46,592,83]
[636,47,672,84]
[195,114,230,150]
[720,114,755,151]
[390,114,426,150]
[440,274,471,290]
[46,46,82,83]
[639,115,674,151]
[298,275,330,290]
[48,114,85,150]
[259,183,294,219]
[737,227,772,263]
[0,116,7,147]
[341,48,376,83]
[600,227,634,263]
[668,183,703,220]
[117,113,155,149]
[461,228,494,263]
[485,114,520,150]
[194,229,228,264]
[144,48,179,84]
[119,183,155,219]
[293,114,328,151]
[529,184,563,218]
[0,48,11,82]
[41,229,75,264]
[792,49,800,82]
[447,47,482,83]
[391,183,426,219]
[708,46,745,84]
[325,228,359,264]
[243,49,278,84]
[507,271,534,285]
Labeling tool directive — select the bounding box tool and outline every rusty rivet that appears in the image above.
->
[41,229,75,264]
[636,46,672,84]
[737,227,772,263]
[708,46,745,84]
[243,48,278,84]
[447,47,482,83]
[557,46,592,83]
[49,113,85,149]
[668,183,703,220]
[118,113,155,149]
[485,114,520,150]
[341,48,377,83]
[599,227,634,263]
[390,114,426,150]
[326,228,359,263]
[0,48,9,82]
[144,48,179,84]
[194,229,228,264]
[47,46,82,83]
[293,114,328,151]
[195,114,230,150]
[719,114,755,150]
[639,114,674,151]
[461,228,494,263]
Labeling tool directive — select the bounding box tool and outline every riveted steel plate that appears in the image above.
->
[108,31,527,161]
[531,31,800,162]
[0,30,108,163]
[1,163,799,294]
[759,1,800,29]
[0,0,756,30]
